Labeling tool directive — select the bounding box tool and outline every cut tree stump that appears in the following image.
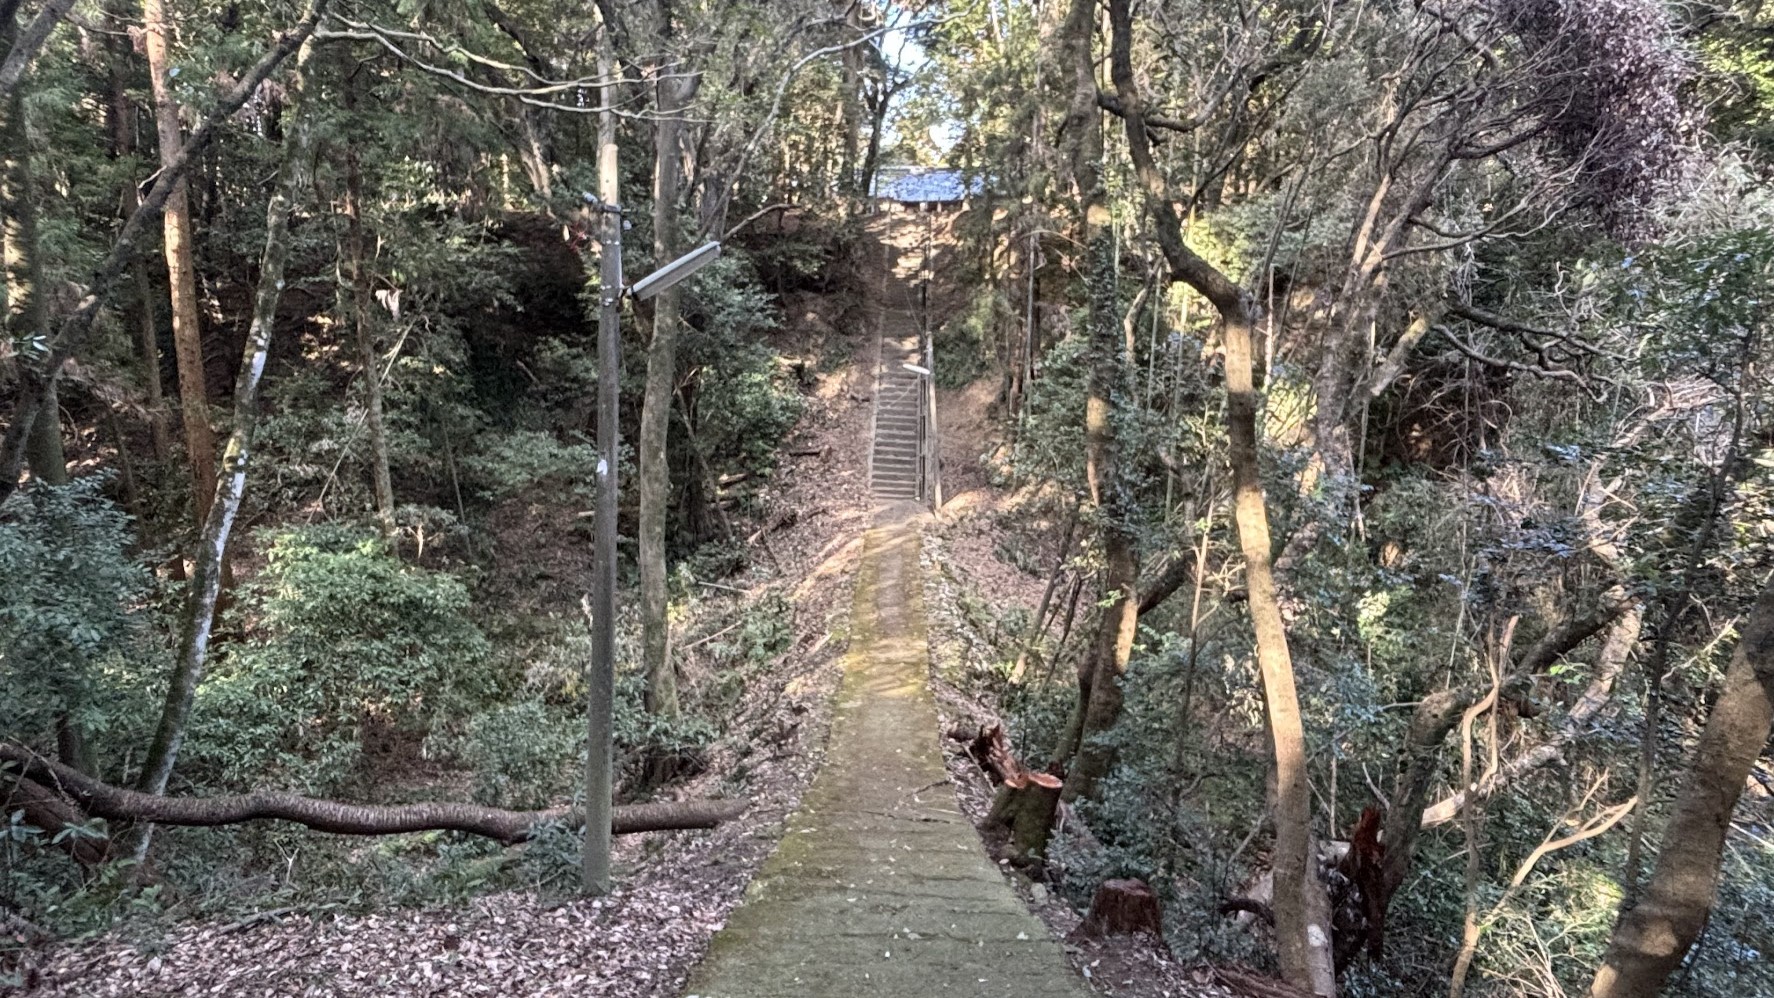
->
[1072,878,1164,940]
[970,724,1065,865]
[960,724,1062,791]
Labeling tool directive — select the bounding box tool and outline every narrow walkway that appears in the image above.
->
[682,224,1090,998]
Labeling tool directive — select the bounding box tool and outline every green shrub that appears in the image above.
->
[695,347,804,479]
[459,429,599,501]
[457,700,579,808]
[935,286,1000,389]
[186,526,493,792]
[0,479,158,763]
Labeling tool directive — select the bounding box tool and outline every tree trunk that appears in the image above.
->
[23,382,66,483]
[1054,0,1140,809]
[3,744,745,846]
[1064,181,1139,804]
[639,60,688,719]
[988,0,1136,861]
[0,1,324,502]
[987,775,1064,864]
[137,39,320,797]
[1589,581,1774,997]
[583,22,621,895]
[0,13,65,487]
[105,8,172,462]
[859,77,895,200]
[341,65,395,536]
[0,0,75,102]
[836,15,861,194]
[143,0,217,524]
[1228,313,1334,998]
[1074,878,1164,939]
[1103,1,1331,990]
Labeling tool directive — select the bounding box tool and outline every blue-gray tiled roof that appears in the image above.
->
[876,169,978,203]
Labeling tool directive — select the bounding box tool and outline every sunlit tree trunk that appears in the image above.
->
[988,0,1138,856]
[1062,197,1138,804]
[104,5,172,463]
[1103,0,1332,990]
[1590,581,1774,998]
[138,40,319,797]
[143,0,217,523]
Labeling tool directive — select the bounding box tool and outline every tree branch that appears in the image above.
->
[3,745,746,846]
[1380,599,1628,898]
[0,0,76,102]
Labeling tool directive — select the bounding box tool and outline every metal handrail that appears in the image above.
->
[918,228,942,510]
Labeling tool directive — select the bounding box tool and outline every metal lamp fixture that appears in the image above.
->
[630,241,721,301]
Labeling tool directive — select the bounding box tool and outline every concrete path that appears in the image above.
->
[681,517,1091,996]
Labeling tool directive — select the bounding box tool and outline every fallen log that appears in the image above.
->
[1,745,746,846]
[6,775,111,865]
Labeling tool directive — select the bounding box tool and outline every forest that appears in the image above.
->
[2,1,1773,997]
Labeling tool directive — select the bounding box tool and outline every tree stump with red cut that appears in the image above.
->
[969,724,1066,864]
[1072,878,1164,940]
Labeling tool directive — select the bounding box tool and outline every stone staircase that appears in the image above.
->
[868,236,930,503]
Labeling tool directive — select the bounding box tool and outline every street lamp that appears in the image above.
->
[630,241,720,301]
[582,219,723,896]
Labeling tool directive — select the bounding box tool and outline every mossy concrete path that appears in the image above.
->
[682,505,1092,997]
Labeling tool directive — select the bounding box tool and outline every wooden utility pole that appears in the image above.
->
[583,23,620,896]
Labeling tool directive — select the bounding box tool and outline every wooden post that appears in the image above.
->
[583,23,620,897]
